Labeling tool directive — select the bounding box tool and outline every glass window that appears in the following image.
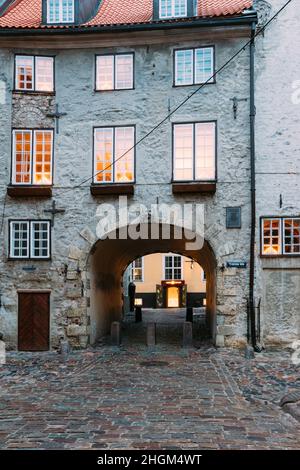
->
[160,0,187,19]
[10,222,29,258]
[131,258,144,282]
[164,255,182,280]
[31,222,50,259]
[173,122,216,181]
[12,130,53,185]
[262,219,282,255]
[94,127,135,183]
[47,0,74,24]
[175,47,214,86]
[96,54,134,91]
[15,55,54,92]
[10,221,50,259]
[283,218,300,254]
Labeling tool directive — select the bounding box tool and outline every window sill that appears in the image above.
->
[7,185,52,198]
[260,254,300,258]
[90,184,134,196]
[13,90,55,96]
[172,182,216,194]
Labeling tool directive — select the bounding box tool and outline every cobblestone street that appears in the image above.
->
[0,337,299,450]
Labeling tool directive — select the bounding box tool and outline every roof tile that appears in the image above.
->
[0,0,253,29]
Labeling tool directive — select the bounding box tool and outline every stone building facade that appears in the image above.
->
[0,0,299,350]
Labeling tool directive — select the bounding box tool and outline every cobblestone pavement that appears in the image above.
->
[0,338,299,450]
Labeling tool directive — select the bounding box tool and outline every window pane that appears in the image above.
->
[262,219,281,255]
[195,47,214,84]
[31,222,50,258]
[15,56,34,90]
[195,122,216,180]
[175,50,193,86]
[94,128,113,183]
[35,57,54,92]
[10,222,29,258]
[284,218,300,254]
[160,0,187,18]
[96,56,114,91]
[33,131,53,185]
[115,55,133,89]
[13,131,32,184]
[174,124,193,181]
[48,0,74,23]
[115,127,135,182]
[132,258,143,281]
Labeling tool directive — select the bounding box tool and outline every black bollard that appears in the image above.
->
[186,307,193,323]
[135,306,142,323]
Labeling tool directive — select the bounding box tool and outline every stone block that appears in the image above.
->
[79,335,89,348]
[66,307,85,318]
[111,322,121,346]
[68,245,83,261]
[217,325,235,336]
[182,322,193,348]
[245,345,255,359]
[67,324,87,337]
[65,287,82,299]
[215,334,225,347]
[66,270,79,281]
[80,227,96,245]
[147,323,156,347]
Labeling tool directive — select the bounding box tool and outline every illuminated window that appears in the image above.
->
[94,127,135,184]
[164,255,182,280]
[12,130,53,185]
[283,218,300,254]
[160,0,187,18]
[173,122,216,181]
[131,258,144,282]
[262,219,281,255]
[10,221,50,259]
[15,55,54,92]
[47,0,74,24]
[175,47,214,86]
[96,54,134,91]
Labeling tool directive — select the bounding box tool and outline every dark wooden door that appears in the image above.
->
[18,292,50,351]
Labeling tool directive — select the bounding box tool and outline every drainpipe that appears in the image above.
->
[249,21,258,351]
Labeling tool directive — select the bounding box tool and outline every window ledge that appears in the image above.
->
[12,90,55,96]
[90,184,134,196]
[7,185,52,198]
[172,182,216,194]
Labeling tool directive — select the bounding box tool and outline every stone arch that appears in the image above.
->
[88,222,217,344]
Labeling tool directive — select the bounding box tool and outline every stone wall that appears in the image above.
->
[255,0,300,345]
[0,1,298,349]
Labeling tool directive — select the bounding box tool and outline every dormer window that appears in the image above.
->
[159,0,187,19]
[47,0,75,24]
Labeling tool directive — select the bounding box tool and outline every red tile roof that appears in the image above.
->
[0,0,253,29]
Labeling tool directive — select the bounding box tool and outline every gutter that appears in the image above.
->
[249,20,260,352]
[0,13,257,36]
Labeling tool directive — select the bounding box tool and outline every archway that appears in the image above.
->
[88,223,217,345]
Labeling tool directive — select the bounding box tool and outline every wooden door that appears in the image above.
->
[18,292,50,351]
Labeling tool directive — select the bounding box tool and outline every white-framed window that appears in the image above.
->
[12,130,53,185]
[159,0,187,19]
[131,258,144,282]
[96,54,134,91]
[9,221,51,259]
[164,255,182,280]
[47,0,74,24]
[94,126,135,183]
[15,55,54,92]
[175,47,214,86]
[173,122,216,181]
[262,217,300,255]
